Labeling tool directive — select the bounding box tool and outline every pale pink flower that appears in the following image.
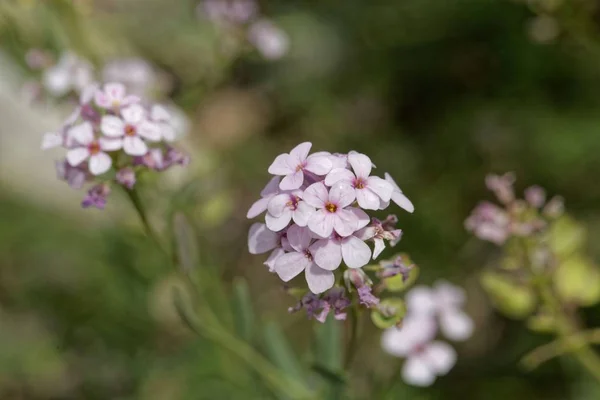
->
[100,104,161,156]
[464,201,510,245]
[485,172,515,204]
[200,0,257,24]
[310,208,371,270]
[94,82,140,110]
[405,281,474,341]
[525,185,546,208]
[325,152,393,210]
[116,167,136,189]
[303,182,358,238]
[55,160,88,189]
[382,317,456,387]
[247,176,281,218]
[42,52,93,97]
[82,183,111,209]
[268,142,333,190]
[266,190,314,231]
[248,19,289,60]
[383,172,414,213]
[150,105,176,142]
[274,225,335,294]
[357,216,403,259]
[247,223,291,272]
[65,122,121,175]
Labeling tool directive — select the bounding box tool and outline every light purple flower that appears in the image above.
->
[247,223,291,272]
[357,286,380,307]
[101,104,161,156]
[381,317,456,387]
[266,190,314,231]
[55,160,87,189]
[274,225,335,294]
[42,52,94,97]
[357,215,403,259]
[268,142,333,190]
[464,201,510,245]
[316,288,351,322]
[116,167,136,189]
[150,105,176,142]
[382,173,414,213]
[543,195,564,218]
[525,185,546,208]
[303,182,359,238]
[247,176,281,218]
[248,19,289,60]
[65,122,121,175]
[485,172,515,204]
[201,0,257,24]
[405,281,474,341]
[94,82,140,110]
[81,183,111,209]
[310,208,371,270]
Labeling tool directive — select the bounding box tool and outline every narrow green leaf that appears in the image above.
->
[233,278,255,342]
[314,317,342,371]
[262,321,305,381]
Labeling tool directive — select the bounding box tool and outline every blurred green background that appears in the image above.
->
[2,0,600,398]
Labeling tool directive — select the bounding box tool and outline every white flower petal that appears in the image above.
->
[136,121,161,141]
[348,152,373,179]
[248,223,279,254]
[99,137,123,151]
[123,136,148,156]
[121,104,145,124]
[356,187,381,210]
[280,170,304,190]
[292,201,314,227]
[268,154,294,175]
[88,152,112,175]
[439,310,474,341]
[42,67,71,96]
[41,132,62,150]
[265,210,293,232]
[159,123,176,142]
[341,236,371,268]
[101,115,125,137]
[385,172,414,213]
[105,82,126,101]
[310,239,342,271]
[151,104,171,122]
[405,286,437,315]
[68,122,94,145]
[366,176,394,202]
[324,168,355,186]
[402,356,436,387]
[332,209,358,237]
[329,182,356,208]
[305,155,333,176]
[303,182,329,208]
[264,248,285,272]
[422,341,457,375]
[286,224,312,252]
[66,147,90,166]
[304,263,335,294]
[267,193,290,217]
[261,176,281,197]
[381,328,414,357]
[373,238,386,259]
[348,207,370,230]
[247,197,270,219]
[275,252,310,282]
[434,281,466,307]
[307,210,335,238]
[289,142,311,163]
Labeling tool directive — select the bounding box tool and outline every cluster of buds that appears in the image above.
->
[381,281,473,387]
[247,142,414,322]
[41,82,188,209]
[198,0,289,60]
[465,172,563,245]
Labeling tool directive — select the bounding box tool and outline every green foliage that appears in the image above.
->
[553,255,600,307]
[371,299,406,329]
[481,271,537,319]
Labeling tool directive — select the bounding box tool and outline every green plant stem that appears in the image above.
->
[523,329,600,369]
[523,240,600,382]
[344,306,359,371]
[124,187,168,255]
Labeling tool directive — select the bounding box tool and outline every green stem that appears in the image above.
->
[523,329,600,369]
[344,306,359,371]
[124,187,168,255]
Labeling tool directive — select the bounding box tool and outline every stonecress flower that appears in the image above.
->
[384,173,414,213]
[247,223,291,272]
[405,281,474,341]
[358,215,403,259]
[274,225,336,294]
[303,181,358,238]
[266,190,314,231]
[382,317,456,387]
[101,104,161,156]
[95,82,140,110]
[325,152,393,210]
[66,122,121,175]
[247,176,281,218]
[268,142,332,190]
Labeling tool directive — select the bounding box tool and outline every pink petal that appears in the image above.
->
[88,152,112,175]
[304,263,335,294]
[434,281,466,306]
[280,170,304,190]
[105,82,126,101]
[159,123,176,142]
[373,238,386,259]
[366,176,394,201]
[248,223,278,254]
[264,248,285,272]
[136,121,161,142]
[151,104,171,121]
[41,132,62,150]
[79,83,98,104]
[307,209,335,238]
[275,252,310,282]
[402,356,436,387]
[405,286,437,315]
[247,197,271,219]
[348,152,373,179]
[332,209,358,237]
[101,115,125,137]
[68,122,94,145]
[99,137,123,151]
[348,207,370,230]
[356,226,376,241]
[305,155,333,176]
[261,176,281,196]
[309,239,342,271]
[66,147,90,166]
[303,182,329,208]
[122,95,141,106]
[392,191,414,213]
[267,193,290,217]
[286,224,312,252]
[122,104,145,124]
[341,236,371,268]
[123,136,148,156]
[324,168,355,186]
[422,341,457,375]
[329,182,356,208]
[94,91,110,108]
[439,310,474,341]
[265,210,293,232]
[268,154,294,175]
[289,142,312,163]
[381,328,413,357]
[356,188,380,210]
[292,201,314,227]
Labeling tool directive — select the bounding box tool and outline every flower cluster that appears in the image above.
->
[381,281,473,387]
[198,0,289,60]
[41,82,188,209]
[465,172,563,245]
[247,142,413,320]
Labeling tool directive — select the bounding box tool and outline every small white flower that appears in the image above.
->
[150,105,176,142]
[405,281,474,341]
[94,82,140,110]
[382,317,457,387]
[248,19,289,60]
[65,122,121,175]
[42,52,94,97]
[100,104,161,156]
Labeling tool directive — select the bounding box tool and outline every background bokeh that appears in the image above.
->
[2,0,600,398]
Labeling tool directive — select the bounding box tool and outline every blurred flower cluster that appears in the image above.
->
[381,281,473,386]
[41,82,188,209]
[247,142,415,323]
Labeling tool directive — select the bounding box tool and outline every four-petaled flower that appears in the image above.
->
[303,182,358,238]
[268,142,333,190]
[266,190,314,231]
[95,82,139,110]
[101,104,161,156]
[66,122,121,175]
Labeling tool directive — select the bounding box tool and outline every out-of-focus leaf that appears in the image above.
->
[371,299,406,329]
[232,278,255,342]
[527,312,556,333]
[548,216,586,259]
[481,271,536,319]
[262,321,305,382]
[312,316,345,397]
[554,255,600,307]
[384,265,419,292]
